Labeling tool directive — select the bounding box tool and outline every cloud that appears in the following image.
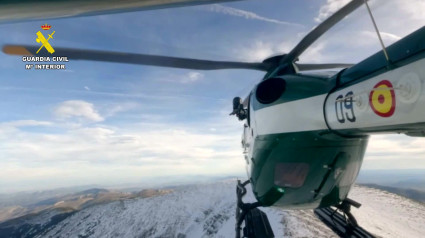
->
[378,31,401,42]
[182,72,204,84]
[366,0,425,39]
[1,120,52,127]
[102,102,140,117]
[207,4,302,26]
[54,100,104,122]
[0,118,244,192]
[314,0,424,35]
[0,124,240,164]
[297,0,423,64]
[363,135,425,169]
[158,71,205,84]
[84,86,90,91]
[0,120,53,140]
[298,41,327,63]
[235,40,295,62]
[367,135,425,160]
[315,0,351,23]
[361,30,401,44]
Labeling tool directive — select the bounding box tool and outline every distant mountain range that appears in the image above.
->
[359,183,425,203]
[357,169,425,191]
[0,187,171,228]
[0,185,100,208]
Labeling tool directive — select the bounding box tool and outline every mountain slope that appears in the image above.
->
[350,186,425,238]
[2,180,425,238]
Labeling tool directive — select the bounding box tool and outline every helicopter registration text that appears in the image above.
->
[334,91,356,123]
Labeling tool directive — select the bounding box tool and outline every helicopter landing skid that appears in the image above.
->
[314,198,375,238]
[235,180,274,238]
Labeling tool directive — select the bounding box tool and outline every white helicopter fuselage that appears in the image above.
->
[240,26,425,208]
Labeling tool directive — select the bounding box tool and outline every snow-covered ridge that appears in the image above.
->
[1,180,425,238]
[350,186,425,238]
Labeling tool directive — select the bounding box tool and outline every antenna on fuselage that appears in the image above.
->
[363,0,391,67]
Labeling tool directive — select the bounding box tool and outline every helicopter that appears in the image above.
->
[2,0,425,237]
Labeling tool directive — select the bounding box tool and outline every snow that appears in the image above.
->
[38,181,425,238]
[350,185,425,238]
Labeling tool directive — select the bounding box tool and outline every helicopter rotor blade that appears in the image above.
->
[280,0,364,65]
[295,63,353,71]
[2,45,269,71]
[3,1,365,74]
[0,0,242,24]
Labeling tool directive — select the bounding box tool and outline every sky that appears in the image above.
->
[0,0,424,193]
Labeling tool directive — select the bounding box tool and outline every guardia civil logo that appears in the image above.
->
[36,24,55,54]
[6,24,70,70]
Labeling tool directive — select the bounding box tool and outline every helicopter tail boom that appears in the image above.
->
[324,26,425,137]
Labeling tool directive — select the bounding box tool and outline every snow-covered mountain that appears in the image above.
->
[1,180,424,238]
